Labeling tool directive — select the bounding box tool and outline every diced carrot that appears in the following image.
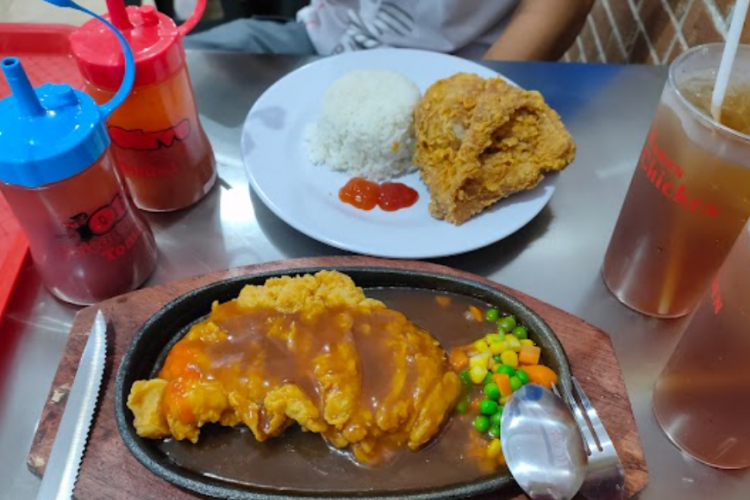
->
[470,398,482,412]
[436,295,452,307]
[493,373,513,397]
[468,305,483,321]
[449,347,470,371]
[523,365,558,389]
[519,345,541,365]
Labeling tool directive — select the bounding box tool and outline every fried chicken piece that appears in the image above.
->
[127,271,461,465]
[127,379,170,439]
[263,384,328,436]
[163,379,230,443]
[414,73,576,225]
[314,340,360,428]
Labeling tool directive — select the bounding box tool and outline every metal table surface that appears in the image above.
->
[1,52,748,499]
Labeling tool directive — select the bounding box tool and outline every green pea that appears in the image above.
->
[495,365,515,377]
[485,308,500,322]
[510,376,523,392]
[473,415,490,433]
[484,372,494,384]
[516,369,530,385]
[493,354,502,363]
[498,316,517,332]
[455,398,469,414]
[490,411,503,427]
[459,369,472,387]
[484,382,501,400]
[479,399,499,415]
[512,326,528,339]
[488,425,501,439]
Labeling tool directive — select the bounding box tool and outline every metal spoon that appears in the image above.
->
[501,384,587,500]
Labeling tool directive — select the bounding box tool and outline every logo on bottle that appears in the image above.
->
[639,129,720,218]
[64,194,143,261]
[109,119,192,151]
[65,194,127,241]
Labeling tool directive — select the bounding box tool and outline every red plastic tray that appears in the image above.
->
[0,23,84,318]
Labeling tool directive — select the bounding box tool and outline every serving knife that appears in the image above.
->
[36,310,107,500]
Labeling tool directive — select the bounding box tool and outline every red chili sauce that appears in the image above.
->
[339,177,418,212]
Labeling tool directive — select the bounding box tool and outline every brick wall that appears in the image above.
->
[566,0,750,64]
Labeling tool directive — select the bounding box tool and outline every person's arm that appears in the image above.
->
[483,0,594,61]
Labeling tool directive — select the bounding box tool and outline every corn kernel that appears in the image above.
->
[469,352,491,370]
[472,339,490,353]
[500,395,511,405]
[506,335,522,353]
[520,339,535,347]
[501,350,518,368]
[489,340,507,355]
[489,361,501,372]
[487,439,502,459]
[470,365,488,384]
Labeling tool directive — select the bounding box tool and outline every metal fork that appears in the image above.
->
[553,377,625,500]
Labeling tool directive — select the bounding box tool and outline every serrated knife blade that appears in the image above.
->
[36,310,107,500]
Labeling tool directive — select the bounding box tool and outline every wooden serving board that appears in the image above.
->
[28,257,648,500]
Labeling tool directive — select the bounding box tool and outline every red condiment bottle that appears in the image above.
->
[0,4,157,305]
[70,0,216,212]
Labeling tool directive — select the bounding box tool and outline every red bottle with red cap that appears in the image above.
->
[70,0,216,212]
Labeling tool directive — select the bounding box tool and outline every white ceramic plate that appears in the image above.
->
[241,48,556,258]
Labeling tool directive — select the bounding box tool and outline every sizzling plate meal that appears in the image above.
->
[305,69,576,223]
[127,271,559,472]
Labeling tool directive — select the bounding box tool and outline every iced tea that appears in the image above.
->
[602,44,750,318]
[652,224,750,468]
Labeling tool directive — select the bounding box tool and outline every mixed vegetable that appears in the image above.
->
[449,305,559,466]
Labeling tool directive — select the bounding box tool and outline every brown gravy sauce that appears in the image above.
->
[157,288,501,492]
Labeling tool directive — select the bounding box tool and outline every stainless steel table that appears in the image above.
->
[1,52,747,498]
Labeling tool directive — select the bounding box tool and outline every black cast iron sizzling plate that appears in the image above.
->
[115,267,573,500]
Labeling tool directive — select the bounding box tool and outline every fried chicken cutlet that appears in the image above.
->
[414,73,576,225]
[127,271,461,465]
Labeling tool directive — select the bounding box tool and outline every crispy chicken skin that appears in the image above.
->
[414,73,576,225]
[127,271,461,465]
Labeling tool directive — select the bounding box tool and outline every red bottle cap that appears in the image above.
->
[70,1,203,90]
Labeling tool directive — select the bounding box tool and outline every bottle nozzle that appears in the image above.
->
[106,0,134,30]
[1,57,45,117]
[178,0,206,37]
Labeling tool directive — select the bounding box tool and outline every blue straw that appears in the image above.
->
[42,0,135,118]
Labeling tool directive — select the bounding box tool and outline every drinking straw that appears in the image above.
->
[711,0,750,122]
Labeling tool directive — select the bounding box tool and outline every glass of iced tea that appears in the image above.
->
[602,44,750,318]
[652,222,750,469]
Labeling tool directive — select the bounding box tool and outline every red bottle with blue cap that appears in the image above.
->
[70,0,217,212]
[0,0,157,305]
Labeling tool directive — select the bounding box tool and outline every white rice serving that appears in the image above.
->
[305,69,421,181]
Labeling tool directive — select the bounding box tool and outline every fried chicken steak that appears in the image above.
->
[127,271,461,465]
[414,73,576,225]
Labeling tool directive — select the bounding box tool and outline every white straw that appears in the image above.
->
[711,0,750,122]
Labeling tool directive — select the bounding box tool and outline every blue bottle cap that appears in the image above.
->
[0,60,110,188]
[0,0,135,189]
